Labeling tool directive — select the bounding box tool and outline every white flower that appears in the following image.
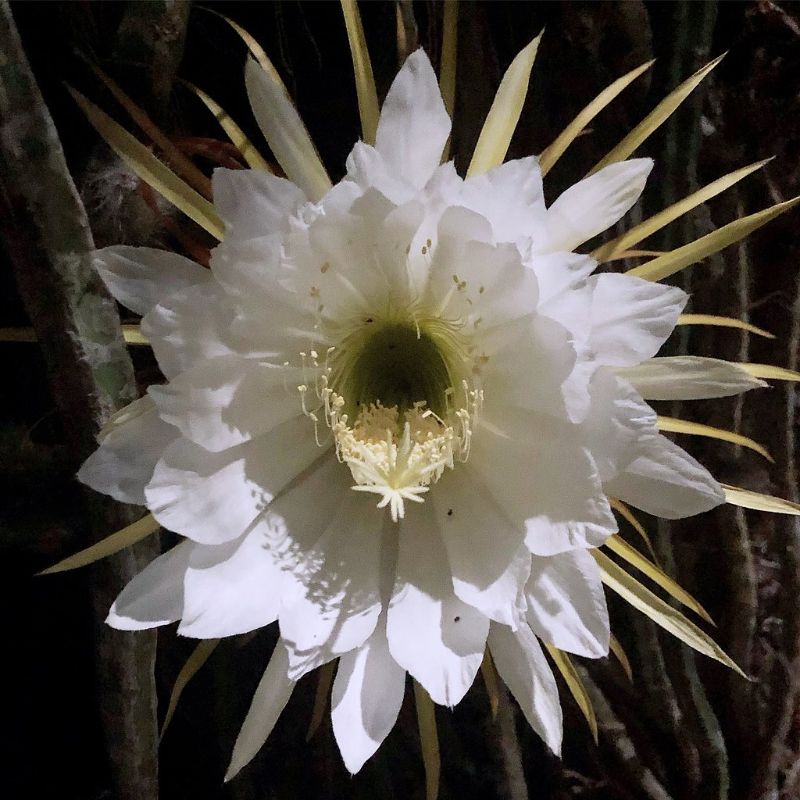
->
[79,50,761,777]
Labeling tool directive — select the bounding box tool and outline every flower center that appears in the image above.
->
[298,314,481,521]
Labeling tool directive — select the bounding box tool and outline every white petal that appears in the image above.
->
[178,529,285,638]
[212,168,306,240]
[432,468,529,627]
[106,541,191,630]
[488,622,562,755]
[388,502,488,706]
[580,370,658,482]
[533,251,597,309]
[471,411,617,556]
[225,643,294,782]
[331,621,406,774]
[375,50,451,191]
[244,59,330,202]
[459,156,545,244]
[588,273,687,366]
[141,282,237,379]
[279,492,383,679]
[78,396,178,504]
[616,356,767,400]
[604,434,725,518]
[526,549,609,658]
[148,356,303,452]
[541,159,653,252]
[93,246,211,316]
[145,416,322,545]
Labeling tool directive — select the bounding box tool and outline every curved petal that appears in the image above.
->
[431,468,529,627]
[471,412,617,556]
[145,416,323,545]
[388,502,488,706]
[279,492,384,680]
[78,396,178,504]
[526,549,609,658]
[212,168,306,240]
[374,50,451,192]
[588,273,687,367]
[141,282,237,379]
[331,620,406,774]
[148,356,305,452]
[488,622,562,755]
[93,246,211,316]
[106,541,191,630]
[178,530,285,638]
[541,159,653,252]
[604,434,725,518]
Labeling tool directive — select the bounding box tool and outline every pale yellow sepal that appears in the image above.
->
[722,484,800,515]
[413,680,441,800]
[589,52,725,176]
[593,158,773,261]
[38,513,160,575]
[0,325,148,346]
[69,88,224,241]
[340,0,380,145]
[87,61,212,198]
[592,550,746,677]
[627,195,800,282]
[184,81,271,172]
[480,650,500,720]
[467,31,543,178]
[604,535,715,625]
[543,644,598,743]
[657,415,773,462]
[608,497,659,564]
[609,634,633,682]
[539,59,654,178]
[676,314,775,339]
[738,363,800,382]
[305,661,336,741]
[161,638,220,739]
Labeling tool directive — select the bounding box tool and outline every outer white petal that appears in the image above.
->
[225,643,295,782]
[459,156,545,244]
[526,549,609,658]
[93,246,211,316]
[604,434,725,518]
[141,282,237,379]
[540,159,653,252]
[616,356,767,400]
[388,502,488,707]
[431,468,530,627]
[212,168,306,240]
[178,529,285,638]
[488,622,562,755]
[534,252,597,313]
[374,50,451,191]
[588,273,687,366]
[148,356,304,452]
[106,541,191,630]
[145,416,322,545]
[331,621,406,774]
[279,493,383,680]
[580,370,658,482]
[78,396,178,505]
[471,411,617,556]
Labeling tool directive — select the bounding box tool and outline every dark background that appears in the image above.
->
[2,2,800,799]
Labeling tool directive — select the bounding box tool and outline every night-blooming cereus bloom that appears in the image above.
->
[79,50,760,777]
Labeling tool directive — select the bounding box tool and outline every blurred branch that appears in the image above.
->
[0,4,159,799]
